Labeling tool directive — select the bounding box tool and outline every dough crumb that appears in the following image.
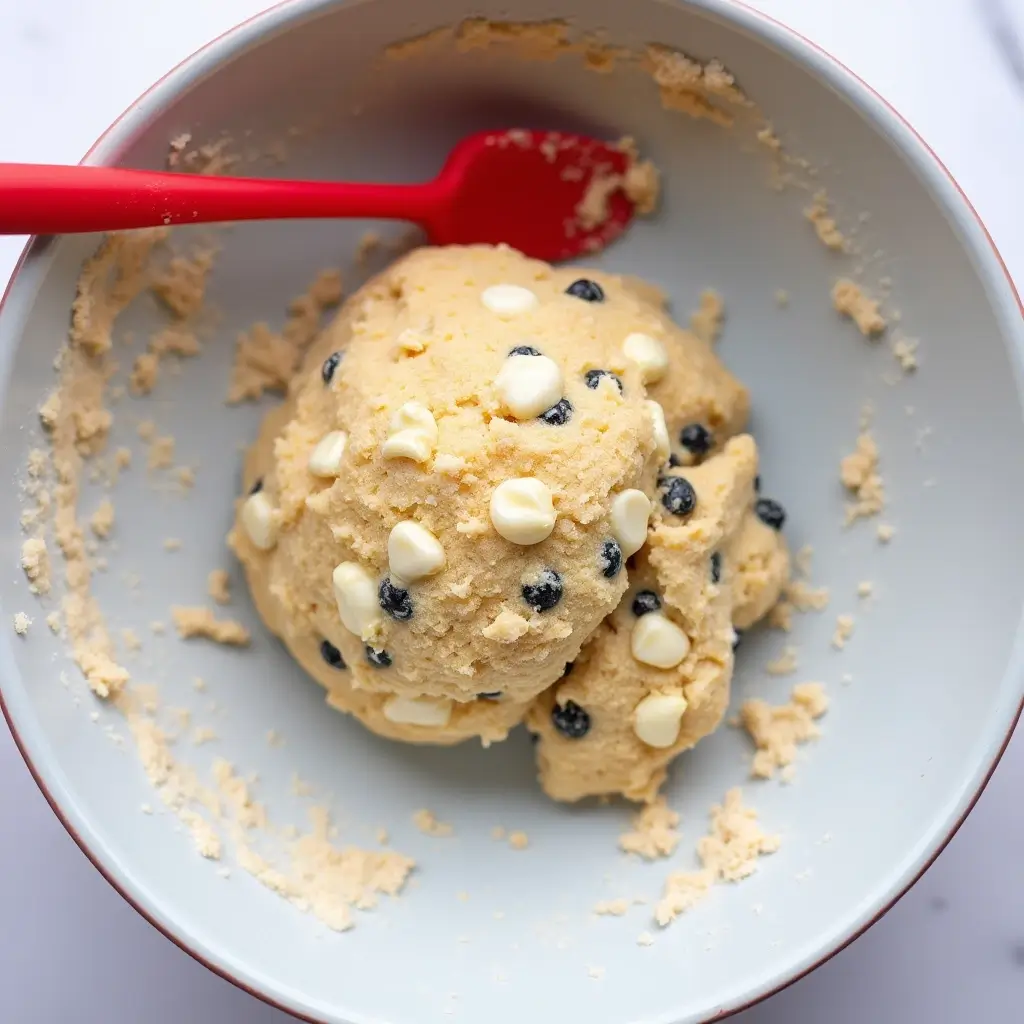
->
[857,581,874,599]
[832,614,855,650]
[192,727,218,746]
[151,248,217,320]
[832,278,886,337]
[13,611,32,635]
[804,190,847,252]
[619,798,681,860]
[587,965,605,980]
[412,809,454,837]
[594,898,630,916]
[147,434,176,470]
[774,288,789,308]
[841,431,885,523]
[766,645,798,676]
[636,931,655,947]
[490,826,507,841]
[877,523,896,543]
[121,628,141,651]
[207,569,231,604]
[163,538,182,552]
[892,336,919,373]
[171,606,251,646]
[90,498,116,538]
[356,231,382,264]
[655,789,779,927]
[46,611,62,634]
[574,135,660,232]
[689,289,724,344]
[508,830,529,850]
[20,537,51,595]
[740,683,829,779]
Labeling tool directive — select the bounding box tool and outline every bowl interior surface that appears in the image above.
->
[1,1,1022,1022]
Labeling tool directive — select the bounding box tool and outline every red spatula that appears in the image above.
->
[0,130,638,263]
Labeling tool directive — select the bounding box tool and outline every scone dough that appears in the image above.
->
[232,245,787,800]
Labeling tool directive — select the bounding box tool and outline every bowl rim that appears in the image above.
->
[1,1,1022,1022]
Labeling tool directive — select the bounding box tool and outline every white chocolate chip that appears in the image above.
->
[241,492,278,551]
[494,353,563,420]
[481,284,538,317]
[633,691,688,747]
[383,695,453,728]
[610,489,652,557]
[308,431,348,478]
[332,562,383,640]
[388,521,446,582]
[622,332,669,384]
[489,477,556,546]
[631,613,691,669]
[381,401,438,463]
[646,401,670,460]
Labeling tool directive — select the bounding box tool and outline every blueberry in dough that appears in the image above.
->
[599,539,623,579]
[365,645,393,668]
[522,569,564,612]
[566,278,605,302]
[379,577,413,621]
[631,590,661,617]
[321,350,343,384]
[320,639,346,669]
[584,368,623,394]
[679,423,713,457]
[552,699,591,738]
[540,398,572,425]
[755,497,786,531]
[660,476,697,517]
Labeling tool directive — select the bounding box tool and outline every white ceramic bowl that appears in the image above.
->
[1,2,1022,1022]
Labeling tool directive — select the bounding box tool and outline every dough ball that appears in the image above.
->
[232,246,676,714]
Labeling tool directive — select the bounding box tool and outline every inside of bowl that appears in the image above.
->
[1,1,1022,1023]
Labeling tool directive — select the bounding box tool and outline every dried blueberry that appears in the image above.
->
[540,397,573,426]
[321,350,343,385]
[522,569,563,612]
[679,423,713,457]
[754,474,762,493]
[668,453,682,468]
[378,577,413,621]
[584,368,624,394]
[599,538,623,579]
[710,552,722,584]
[477,691,502,700]
[661,476,697,517]
[320,639,346,669]
[365,645,393,668]
[552,699,590,738]
[566,278,605,302]
[509,345,542,357]
[562,661,575,677]
[631,590,661,617]
[248,477,264,495]
[755,497,786,531]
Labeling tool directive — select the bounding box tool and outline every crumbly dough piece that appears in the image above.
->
[740,682,828,779]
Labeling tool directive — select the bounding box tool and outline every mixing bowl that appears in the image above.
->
[1,1,1022,1022]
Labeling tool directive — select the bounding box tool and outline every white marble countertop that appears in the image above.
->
[0,0,1021,1020]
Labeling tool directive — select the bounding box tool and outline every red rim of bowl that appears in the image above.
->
[0,1,1021,1022]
